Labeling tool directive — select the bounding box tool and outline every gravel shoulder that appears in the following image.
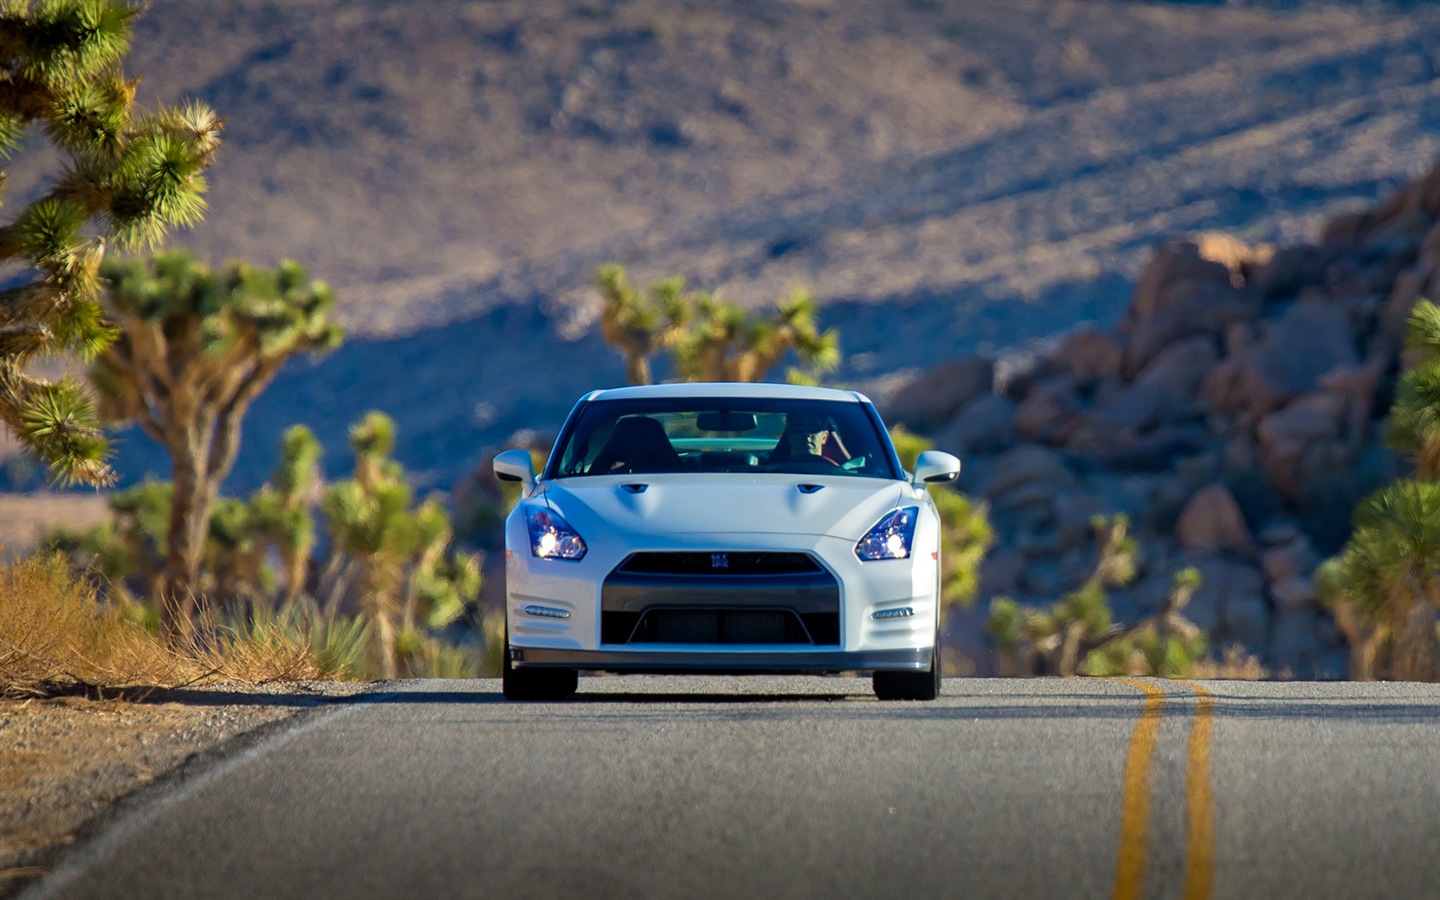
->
[0,681,374,898]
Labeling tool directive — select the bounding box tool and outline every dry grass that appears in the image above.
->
[0,555,193,698]
[0,555,365,699]
[1190,645,1269,681]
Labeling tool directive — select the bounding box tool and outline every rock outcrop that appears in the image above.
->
[892,160,1440,677]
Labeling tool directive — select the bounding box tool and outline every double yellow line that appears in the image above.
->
[1111,679,1216,900]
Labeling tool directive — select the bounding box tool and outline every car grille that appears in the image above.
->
[616,552,823,576]
[600,551,841,647]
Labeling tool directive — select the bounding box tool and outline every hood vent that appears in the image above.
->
[621,483,649,494]
[797,484,824,494]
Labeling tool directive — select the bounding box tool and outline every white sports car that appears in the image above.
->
[493,383,960,701]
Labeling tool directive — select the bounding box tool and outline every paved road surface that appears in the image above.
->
[27,677,1440,899]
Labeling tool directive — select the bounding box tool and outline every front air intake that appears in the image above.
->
[628,609,812,645]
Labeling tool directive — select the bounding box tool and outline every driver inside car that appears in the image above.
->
[769,413,851,465]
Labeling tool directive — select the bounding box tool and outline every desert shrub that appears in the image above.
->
[0,553,184,697]
[0,554,364,697]
[987,517,1209,677]
[209,599,369,683]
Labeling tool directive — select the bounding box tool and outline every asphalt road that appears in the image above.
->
[27,677,1440,900]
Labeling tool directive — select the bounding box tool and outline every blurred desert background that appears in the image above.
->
[3,0,1435,496]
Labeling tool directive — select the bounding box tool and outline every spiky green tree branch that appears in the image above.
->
[1322,298,1440,681]
[595,264,840,386]
[595,264,690,386]
[0,0,221,485]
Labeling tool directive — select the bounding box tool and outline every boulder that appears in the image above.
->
[978,546,1024,598]
[1419,163,1440,216]
[1270,576,1317,613]
[1019,561,1064,598]
[988,482,1058,531]
[1176,483,1252,554]
[1376,265,1434,344]
[1201,298,1359,424]
[1256,393,1346,500]
[1134,336,1218,396]
[935,395,1017,455]
[1256,520,1302,547]
[1129,234,1259,316]
[1091,336,1216,433]
[1252,244,1336,300]
[1181,555,1266,640]
[1364,208,1433,253]
[1222,592,1271,646]
[1116,472,1193,533]
[1269,609,1322,676]
[995,351,1061,401]
[984,444,1075,498]
[1053,328,1125,382]
[1125,280,1258,373]
[1223,434,1259,470]
[1260,535,1320,584]
[1014,376,1080,443]
[1122,234,1267,371]
[884,356,993,432]
[1325,246,1414,299]
[1319,364,1382,446]
[1091,424,1211,472]
[1322,212,1369,248]
[1052,491,1111,553]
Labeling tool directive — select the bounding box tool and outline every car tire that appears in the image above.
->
[501,623,578,701]
[872,640,941,701]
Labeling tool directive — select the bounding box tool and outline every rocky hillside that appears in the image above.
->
[895,161,1440,677]
[6,0,1430,491]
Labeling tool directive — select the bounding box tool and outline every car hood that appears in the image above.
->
[536,474,906,541]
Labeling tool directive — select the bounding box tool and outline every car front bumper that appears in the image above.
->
[510,646,931,674]
[505,526,939,674]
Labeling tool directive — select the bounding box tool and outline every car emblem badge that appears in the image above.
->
[711,553,729,569]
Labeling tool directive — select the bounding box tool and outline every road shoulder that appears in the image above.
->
[0,681,376,898]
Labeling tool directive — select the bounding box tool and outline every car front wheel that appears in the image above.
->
[501,625,578,701]
[872,641,941,701]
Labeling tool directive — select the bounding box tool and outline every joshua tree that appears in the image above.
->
[1389,299,1440,478]
[1320,299,1440,681]
[595,264,690,386]
[248,425,323,604]
[595,263,840,386]
[1326,481,1440,682]
[987,516,1207,677]
[319,412,478,678]
[0,0,221,485]
[91,252,341,628]
[671,288,839,384]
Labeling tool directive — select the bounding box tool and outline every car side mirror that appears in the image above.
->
[912,450,960,487]
[493,449,537,493]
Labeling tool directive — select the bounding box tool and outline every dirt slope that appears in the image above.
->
[8,0,1440,489]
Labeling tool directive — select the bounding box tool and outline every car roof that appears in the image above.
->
[581,382,872,403]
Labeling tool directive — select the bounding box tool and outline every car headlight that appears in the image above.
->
[526,506,587,560]
[855,507,918,561]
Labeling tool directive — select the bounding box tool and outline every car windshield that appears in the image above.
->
[550,397,899,480]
